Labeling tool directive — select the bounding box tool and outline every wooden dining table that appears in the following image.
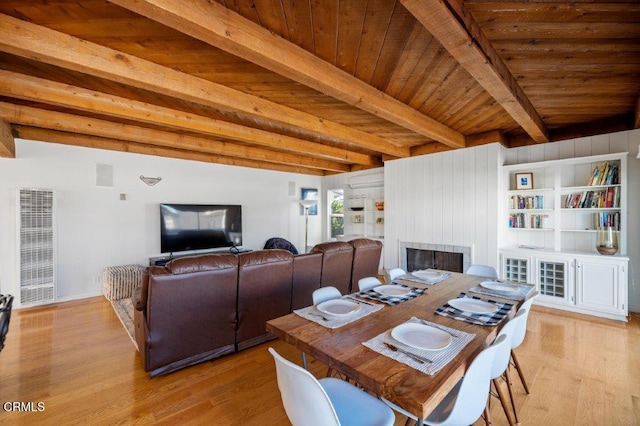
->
[266,272,523,422]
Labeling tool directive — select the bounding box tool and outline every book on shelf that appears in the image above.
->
[508,213,545,229]
[509,195,544,209]
[605,187,614,208]
[587,161,619,186]
[563,189,617,209]
[593,211,620,231]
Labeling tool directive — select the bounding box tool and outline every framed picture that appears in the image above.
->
[515,172,534,190]
[300,187,318,215]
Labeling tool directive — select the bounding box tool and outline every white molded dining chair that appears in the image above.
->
[466,264,499,279]
[269,347,395,426]
[384,334,508,426]
[358,276,382,292]
[310,286,343,377]
[510,291,540,395]
[313,286,342,305]
[386,268,406,283]
[486,309,527,426]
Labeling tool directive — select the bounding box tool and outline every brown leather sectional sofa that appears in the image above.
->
[133,238,382,377]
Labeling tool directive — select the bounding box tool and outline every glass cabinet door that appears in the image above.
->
[502,255,531,283]
[535,256,573,305]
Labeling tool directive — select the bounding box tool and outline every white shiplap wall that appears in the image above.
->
[384,143,503,272]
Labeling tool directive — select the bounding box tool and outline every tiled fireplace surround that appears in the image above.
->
[399,242,472,274]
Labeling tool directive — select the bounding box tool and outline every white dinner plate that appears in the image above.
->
[480,280,519,293]
[316,299,361,317]
[391,323,452,351]
[447,298,499,314]
[373,285,412,297]
[411,270,444,281]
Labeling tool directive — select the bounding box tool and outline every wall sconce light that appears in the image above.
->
[140,175,162,186]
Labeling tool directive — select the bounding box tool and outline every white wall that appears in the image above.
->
[384,143,503,272]
[0,139,322,306]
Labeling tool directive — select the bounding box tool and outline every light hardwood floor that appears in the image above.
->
[0,297,638,425]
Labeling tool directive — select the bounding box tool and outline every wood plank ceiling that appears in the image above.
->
[0,0,638,175]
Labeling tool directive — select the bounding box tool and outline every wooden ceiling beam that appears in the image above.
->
[109,0,466,149]
[0,13,408,158]
[14,126,325,176]
[400,0,549,144]
[508,114,635,147]
[466,130,507,148]
[0,71,380,167]
[0,119,15,158]
[410,142,454,157]
[409,130,506,157]
[0,102,349,173]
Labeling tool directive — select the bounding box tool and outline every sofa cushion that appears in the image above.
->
[311,241,354,294]
[349,238,383,288]
[236,250,294,350]
[292,252,323,310]
[166,253,239,274]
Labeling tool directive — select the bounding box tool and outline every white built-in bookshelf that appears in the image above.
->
[500,152,629,321]
[502,152,627,255]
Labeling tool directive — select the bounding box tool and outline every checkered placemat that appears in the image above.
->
[357,285,427,305]
[435,292,513,326]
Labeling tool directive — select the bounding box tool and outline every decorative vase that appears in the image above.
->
[596,227,618,255]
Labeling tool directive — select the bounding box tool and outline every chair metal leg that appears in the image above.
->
[301,352,307,370]
[511,350,530,395]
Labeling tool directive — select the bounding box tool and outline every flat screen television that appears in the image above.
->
[160,203,242,254]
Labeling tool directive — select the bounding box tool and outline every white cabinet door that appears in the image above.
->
[499,248,628,321]
[576,258,626,316]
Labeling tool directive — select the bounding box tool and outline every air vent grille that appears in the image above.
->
[19,189,55,306]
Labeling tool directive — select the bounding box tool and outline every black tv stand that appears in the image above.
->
[149,247,251,266]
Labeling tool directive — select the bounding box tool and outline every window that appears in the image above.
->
[327,189,344,239]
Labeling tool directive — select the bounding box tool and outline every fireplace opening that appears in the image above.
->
[406,248,464,273]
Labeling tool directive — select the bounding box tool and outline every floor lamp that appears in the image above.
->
[299,199,316,253]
